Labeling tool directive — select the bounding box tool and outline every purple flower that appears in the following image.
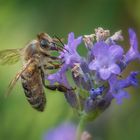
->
[47,67,70,88]
[89,41,124,80]
[59,32,82,68]
[109,71,139,104]
[43,123,76,140]
[124,28,140,64]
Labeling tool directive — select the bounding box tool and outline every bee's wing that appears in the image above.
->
[5,59,33,97]
[0,49,21,65]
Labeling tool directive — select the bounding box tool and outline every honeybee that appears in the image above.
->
[0,33,69,112]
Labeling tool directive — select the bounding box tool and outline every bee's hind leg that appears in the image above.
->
[40,71,68,93]
[40,70,74,93]
[40,65,75,93]
[44,84,68,92]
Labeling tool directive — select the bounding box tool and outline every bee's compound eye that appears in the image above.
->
[40,39,49,48]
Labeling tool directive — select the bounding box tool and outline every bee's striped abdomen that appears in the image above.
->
[21,62,46,111]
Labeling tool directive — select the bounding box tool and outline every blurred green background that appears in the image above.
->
[0,0,140,140]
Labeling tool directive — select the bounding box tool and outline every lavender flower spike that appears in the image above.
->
[46,27,140,123]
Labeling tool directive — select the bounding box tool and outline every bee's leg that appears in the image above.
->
[44,84,68,92]
[45,54,60,60]
[39,68,66,92]
[49,56,60,60]
[40,67,75,92]
[43,60,64,70]
[40,68,63,92]
[44,84,76,93]
[40,65,75,93]
[40,67,47,86]
[44,64,61,70]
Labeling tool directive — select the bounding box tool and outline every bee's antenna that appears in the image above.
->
[52,35,70,53]
[54,35,65,47]
[54,43,70,53]
[54,43,63,48]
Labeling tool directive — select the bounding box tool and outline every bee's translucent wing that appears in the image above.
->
[0,49,21,65]
[5,59,34,97]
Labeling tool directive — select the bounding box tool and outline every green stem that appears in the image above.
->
[76,115,86,140]
[76,110,101,140]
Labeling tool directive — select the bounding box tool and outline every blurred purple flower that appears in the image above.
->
[43,123,76,140]
[89,41,124,80]
[43,123,92,140]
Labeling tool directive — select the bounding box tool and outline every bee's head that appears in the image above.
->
[37,33,68,55]
[37,33,56,51]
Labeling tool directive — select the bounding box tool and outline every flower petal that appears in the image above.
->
[91,41,108,58]
[71,36,82,51]
[99,68,111,80]
[59,32,82,69]
[68,32,75,46]
[109,45,124,61]
[124,29,139,63]
[129,28,138,50]
[118,71,139,88]
[113,90,130,104]
[109,64,120,74]
[88,60,100,70]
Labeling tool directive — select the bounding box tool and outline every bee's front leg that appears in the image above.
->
[44,64,61,70]
[46,54,60,60]
[43,60,64,70]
